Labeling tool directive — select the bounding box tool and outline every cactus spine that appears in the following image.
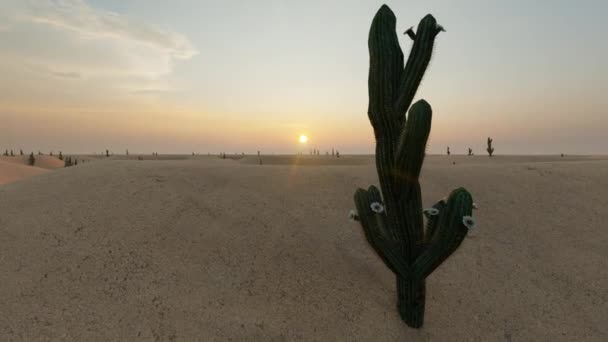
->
[353,5,474,329]
[487,137,494,157]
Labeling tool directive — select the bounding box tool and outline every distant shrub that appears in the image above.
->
[487,137,494,157]
[64,156,72,167]
[106,149,109,157]
[447,146,450,156]
[10,149,14,157]
[20,149,23,156]
[58,151,63,160]
[468,148,472,156]
[28,152,35,166]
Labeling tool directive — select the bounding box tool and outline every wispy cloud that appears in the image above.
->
[22,0,197,61]
[0,0,197,100]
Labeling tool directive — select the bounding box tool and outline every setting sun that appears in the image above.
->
[299,135,308,144]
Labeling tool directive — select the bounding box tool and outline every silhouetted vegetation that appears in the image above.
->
[28,152,35,166]
[487,137,494,157]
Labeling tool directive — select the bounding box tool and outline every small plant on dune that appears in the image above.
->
[487,137,494,157]
[28,152,35,166]
[447,146,450,155]
[352,5,475,329]
[468,147,473,156]
[58,151,63,160]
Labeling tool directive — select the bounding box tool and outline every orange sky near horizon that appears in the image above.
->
[1,0,606,155]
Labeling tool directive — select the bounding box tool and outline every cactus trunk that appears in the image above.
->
[353,5,475,329]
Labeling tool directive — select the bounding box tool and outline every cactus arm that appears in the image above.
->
[354,186,411,277]
[367,5,404,135]
[394,99,432,193]
[394,15,443,120]
[411,188,473,280]
[423,199,447,245]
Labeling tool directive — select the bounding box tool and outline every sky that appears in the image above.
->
[0,0,606,154]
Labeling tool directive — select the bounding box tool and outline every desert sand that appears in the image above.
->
[0,155,607,341]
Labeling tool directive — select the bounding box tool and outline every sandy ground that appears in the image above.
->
[0,155,606,341]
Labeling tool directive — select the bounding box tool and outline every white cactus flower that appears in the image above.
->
[370,202,385,214]
[423,208,440,216]
[462,215,476,230]
[348,210,359,221]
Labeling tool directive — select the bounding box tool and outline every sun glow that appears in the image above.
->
[299,134,308,144]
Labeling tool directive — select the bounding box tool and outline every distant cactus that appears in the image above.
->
[352,5,474,329]
[28,152,35,166]
[486,137,494,157]
[3,150,7,156]
[336,150,340,158]
[20,149,23,156]
[64,156,72,167]
[58,151,63,160]
[447,146,450,155]
[74,158,78,165]
[38,151,42,155]
[106,149,109,157]
[50,151,53,156]
[126,149,129,156]
[468,147,472,156]
[10,149,14,157]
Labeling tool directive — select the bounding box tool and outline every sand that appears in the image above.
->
[0,155,606,341]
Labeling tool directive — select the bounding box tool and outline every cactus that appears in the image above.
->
[468,147,473,156]
[106,149,110,157]
[20,149,23,156]
[486,137,494,157]
[3,150,7,156]
[58,151,63,160]
[447,146,450,156]
[28,152,35,166]
[10,149,14,157]
[352,5,475,329]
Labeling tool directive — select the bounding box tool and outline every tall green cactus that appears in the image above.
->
[353,5,475,328]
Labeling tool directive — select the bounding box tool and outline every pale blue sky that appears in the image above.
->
[1,0,606,154]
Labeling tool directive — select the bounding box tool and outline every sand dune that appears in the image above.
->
[240,154,373,166]
[0,155,64,170]
[0,156,606,340]
[0,160,50,185]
